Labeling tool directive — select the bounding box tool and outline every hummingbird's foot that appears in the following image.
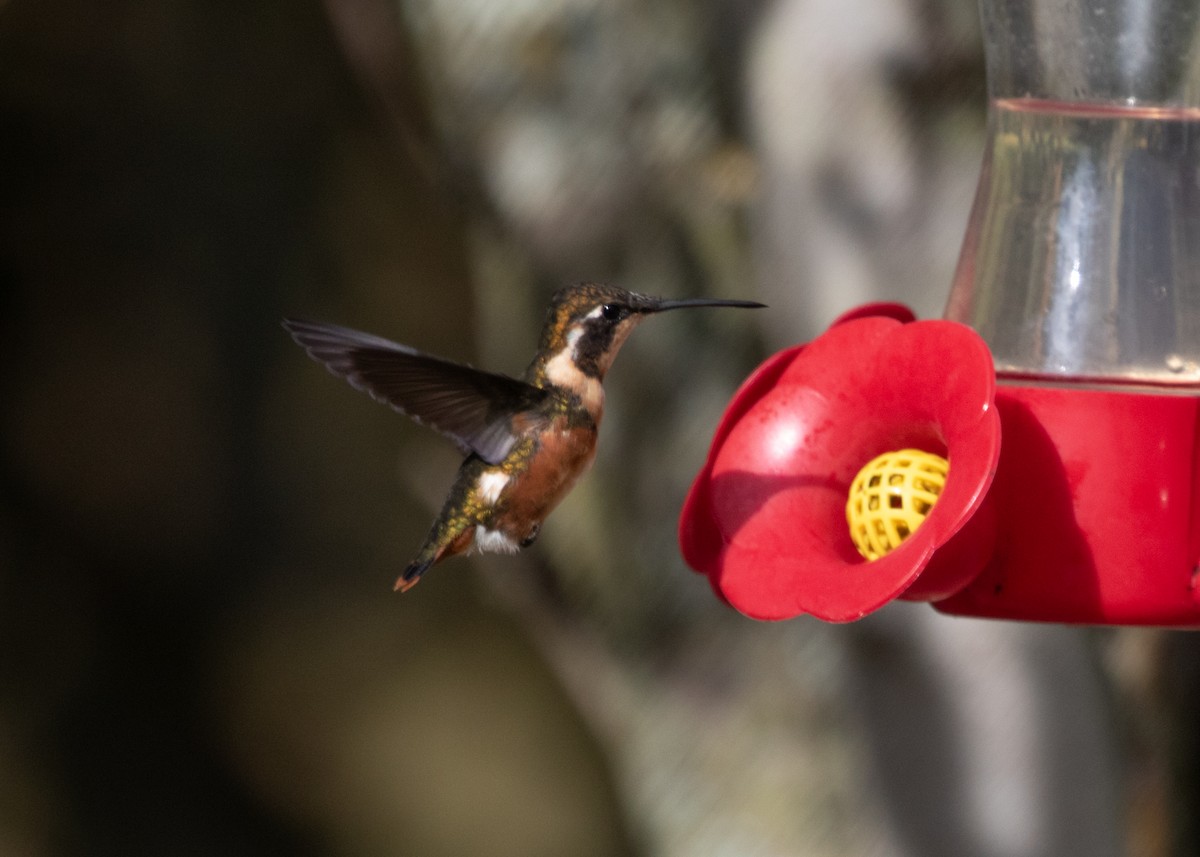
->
[519,524,541,548]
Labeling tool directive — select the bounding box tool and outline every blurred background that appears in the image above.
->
[2,0,1199,855]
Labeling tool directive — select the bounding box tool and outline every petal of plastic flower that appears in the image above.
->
[680,308,1001,622]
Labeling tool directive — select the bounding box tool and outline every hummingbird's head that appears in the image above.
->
[536,283,763,384]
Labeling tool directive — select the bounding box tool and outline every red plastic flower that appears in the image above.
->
[680,306,1001,621]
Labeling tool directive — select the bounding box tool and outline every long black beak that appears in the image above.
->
[639,296,766,313]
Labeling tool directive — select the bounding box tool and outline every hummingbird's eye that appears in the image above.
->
[600,303,625,322]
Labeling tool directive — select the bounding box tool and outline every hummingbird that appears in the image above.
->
[283,283,763,591]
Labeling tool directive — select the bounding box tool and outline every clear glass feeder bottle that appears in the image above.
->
[946,0,1200,390]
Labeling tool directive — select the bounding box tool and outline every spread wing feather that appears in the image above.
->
[282,319,549,464]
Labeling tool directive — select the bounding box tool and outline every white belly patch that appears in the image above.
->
[476,470,510,505]
[474,526,520,555]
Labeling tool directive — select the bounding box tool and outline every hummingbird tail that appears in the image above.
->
[395,559,432,593]
[395,520,475,593]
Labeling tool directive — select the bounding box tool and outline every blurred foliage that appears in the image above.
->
[0,0,633,853]
[2,0,1199,856]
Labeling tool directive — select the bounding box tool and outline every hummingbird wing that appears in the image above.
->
[283,319,549,465]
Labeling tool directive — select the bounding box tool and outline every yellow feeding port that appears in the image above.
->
[846,449,949,561]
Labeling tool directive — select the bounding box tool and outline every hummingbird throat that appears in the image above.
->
[542,324,609,417]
